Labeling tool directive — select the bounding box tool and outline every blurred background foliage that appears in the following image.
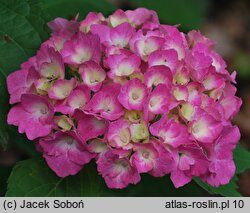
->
[0,0,250,196]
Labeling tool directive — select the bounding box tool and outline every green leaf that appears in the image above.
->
[27,0,50,40]
[0,73,9,149]
[41,0,116,21]
[234,143,250,174]
[0,165,12,196]
[130,0,209,31]
[193,176,241,197]
[6,156,204,197]
[6,157,103,196]
[0,0,47,149]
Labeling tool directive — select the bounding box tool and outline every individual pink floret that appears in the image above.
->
[107,53,141,78]
[144,65,173,89]
[170,144,210,188]
[148,49,179,73]
[79,61,106,92]
[20,56,38,70]
[187,30,216,49]
[186,45,213,82]
[150,117,191,148]
[118,78,147,111]
[131,140,173,176]
[7,94,54,140]
[55,85,90,115]
[85,84,124,120]
[200,124,240,186]
[108,9,129,27]
[130,30,165,60]
[131,142,158,173]
[125,8,159,27]
[146,84,172,114]
[7,66,39,104]
[48,78,77,100]
[39,131,94,177]
[36,45,65,80]
[47,17,79,34]
[219,95,242,120]
[91,22,135,48]
[75,110,107,142]
[48,30,74,52]
[89,24,110,46]
[110,22,135,48]
[202,70,225,91]
[148,139,174,177]
[79,12,105,32]
[107,118,132,149]
[97,150,140,189]
[61,32,101,65]
[190,113,224,143]
[161,25,188,60]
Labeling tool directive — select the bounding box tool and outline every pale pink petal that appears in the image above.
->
[146,84,172,114]
[125,8,159,27]
[107,118,131,149]
[107,53,141,78]
[108,9,129,27]
[36,45,65,79]
[40,131,94,177]
[48,78,77,100]
[55,85,90,115]
[118,78,147,111]
[84,84,124,120]
[61,32,101,65]
[190,114,224,143]
[75,110,107,142]
[97,151,140,189]
[79,60,106,92]
[144,65,172,89]
[148,49,179,73]
[7,94,54,140]
[47,18,79,34]
[110,22,135,48]
[79,12,105,32]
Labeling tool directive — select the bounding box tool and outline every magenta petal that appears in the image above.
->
[125,8,159,27]
[8,94,54,140]
[61,32,101,65]
[7,67,39,104]
[47,17,79,34]
[170,169,192,188]
[202,159,236,187]
[75,110,107,142]
[110,22,135,48]
[40,131,94,177]
[118,78,147,111]
[84,84,124,121]
[97,151,140,189]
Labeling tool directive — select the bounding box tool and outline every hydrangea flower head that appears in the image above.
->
[7,8,242,189]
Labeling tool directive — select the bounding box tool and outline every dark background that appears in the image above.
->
[1,0,250,196]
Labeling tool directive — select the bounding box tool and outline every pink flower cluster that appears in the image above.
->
[7,8,242,189]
